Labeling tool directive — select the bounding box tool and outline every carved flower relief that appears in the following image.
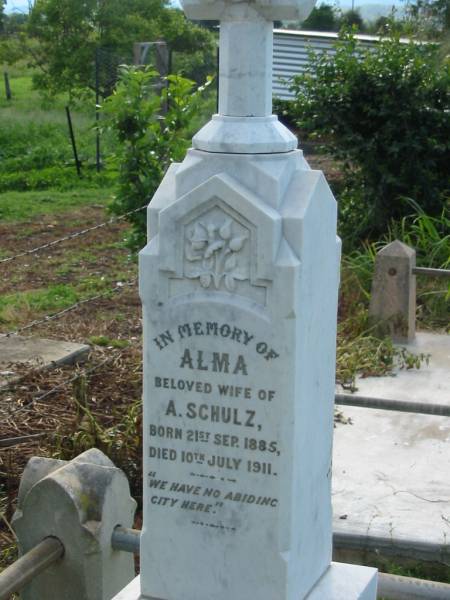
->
[185,219,249,291]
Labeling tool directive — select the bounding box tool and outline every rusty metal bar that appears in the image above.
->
[0,537,64,600]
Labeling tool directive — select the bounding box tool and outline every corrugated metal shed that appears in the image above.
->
[273,29,383,99]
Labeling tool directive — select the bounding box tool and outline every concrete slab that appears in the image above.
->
[0,335,90,387]
[306,562,378,599]
[332,405,450,563]
[337,332,450,409]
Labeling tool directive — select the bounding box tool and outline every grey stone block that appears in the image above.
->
[12,448,136,600]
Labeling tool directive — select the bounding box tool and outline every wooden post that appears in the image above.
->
[369,240,416,343]
[4,72,12,101]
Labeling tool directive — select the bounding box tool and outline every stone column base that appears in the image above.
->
[111,563,377,600]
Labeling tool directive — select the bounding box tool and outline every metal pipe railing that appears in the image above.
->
[333,531,449,565]
[111,526,141,554]
[335,393,450,417]
[0,536,64,600]
[2,527,450,600]
[110,527,450,599]
[378,572,450,599]
[412,266,450,278]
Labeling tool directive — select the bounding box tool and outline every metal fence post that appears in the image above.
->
[369,240,416,343]
[12,449,136,600]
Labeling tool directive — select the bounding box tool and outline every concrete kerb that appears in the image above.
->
[0,335,90,388]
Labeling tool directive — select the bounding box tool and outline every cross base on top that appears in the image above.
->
[181,0,316,154]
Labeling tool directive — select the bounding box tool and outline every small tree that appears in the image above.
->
[27,0,215,97]
[102,67,212,251]
[339,9,366,32]
[301,5,338,31]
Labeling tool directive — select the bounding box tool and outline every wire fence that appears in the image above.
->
[0,198,143,434]
[0,201,142,430]
[0,278,137,339]
[0,205,147,265]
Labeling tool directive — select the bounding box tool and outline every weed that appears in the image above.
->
[380,560,450,583]
[386,201,450,269]
[89,335,130,349]
[52,374,142,500]
[336,322,429,391]
[0,542,18,572]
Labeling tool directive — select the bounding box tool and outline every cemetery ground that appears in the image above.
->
[1,65,449,589]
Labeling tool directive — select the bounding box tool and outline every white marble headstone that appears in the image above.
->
[134,1,378,599]
[140,153,339,600]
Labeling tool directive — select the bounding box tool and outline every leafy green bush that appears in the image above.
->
[102,66,212,251]
[288,31,450,246]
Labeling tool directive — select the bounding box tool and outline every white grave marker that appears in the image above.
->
[124,0,379,598]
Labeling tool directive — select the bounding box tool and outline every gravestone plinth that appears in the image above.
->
[131,0,378,599]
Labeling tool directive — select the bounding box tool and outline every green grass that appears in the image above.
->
[0,284,80,318]
[0,68,117,193]
[0,188,115,222]
[0,271,132,327]
[89,335,130,348]
[1,77,70,120]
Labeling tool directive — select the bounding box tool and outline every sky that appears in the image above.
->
[5,0,29,13]
[4,0,403,13]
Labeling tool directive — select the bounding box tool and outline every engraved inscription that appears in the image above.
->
[147,320,282,532]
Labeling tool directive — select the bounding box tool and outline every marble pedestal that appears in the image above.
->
[112,563,378,600]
